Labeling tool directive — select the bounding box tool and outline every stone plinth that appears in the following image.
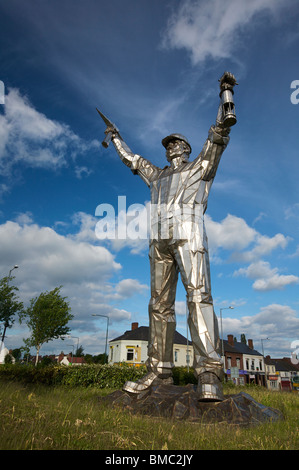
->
[100,383,284,426]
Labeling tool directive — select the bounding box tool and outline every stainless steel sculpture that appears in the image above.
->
[98,72,237,401]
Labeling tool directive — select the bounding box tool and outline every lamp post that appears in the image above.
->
[8,265,18,279]
[67,335,80,355]
[92,314,109,363]
[220,306,234,361]
[66,344,74,364]
[261,337,270,357]
[186,301,190,373]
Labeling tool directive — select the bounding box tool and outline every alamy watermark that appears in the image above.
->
[94,196,204,241]
[290,80,299,104]
[0,81,4,105]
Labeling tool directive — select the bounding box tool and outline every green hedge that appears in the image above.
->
[0,364,197,388]
[172,366,197,385]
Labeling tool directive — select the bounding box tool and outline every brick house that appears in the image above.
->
[57,352,86,366]
[223,335,266,386]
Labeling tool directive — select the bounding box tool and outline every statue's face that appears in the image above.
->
[166,139,189,162]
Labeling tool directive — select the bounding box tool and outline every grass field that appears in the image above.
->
[0,379,298,450]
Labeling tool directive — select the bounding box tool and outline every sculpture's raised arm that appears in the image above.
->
[97,108,161,187]
[195,72,237,181]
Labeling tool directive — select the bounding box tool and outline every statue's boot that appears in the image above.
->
[123,371,173,394]
[197,371,224,402]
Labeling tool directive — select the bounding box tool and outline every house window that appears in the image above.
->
[251,359,255,370]
[174,350,178,362]
[227,356,231,368]
[259,360,263,371]
[127,348,134,361]
[236,357,241,368]
[246,359,249,370]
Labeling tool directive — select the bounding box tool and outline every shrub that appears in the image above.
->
[172,366,197,385]
[0,363,147,388]
[0,364,199,388]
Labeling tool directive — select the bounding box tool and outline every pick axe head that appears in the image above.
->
[96,108,118,148]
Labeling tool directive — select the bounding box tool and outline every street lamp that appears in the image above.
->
[261,337,270,357]
[92,314,109,363]
[66,344,74,364]
[8,265,19,279]
[66,335,80,355]
[220,306,234,360]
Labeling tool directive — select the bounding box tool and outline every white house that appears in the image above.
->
[264,356,279,390]
[0,342,15,364]
[109,322,193,368]
[242,339,265,385]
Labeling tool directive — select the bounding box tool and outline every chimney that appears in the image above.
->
[248,339,254,349]
[131,322,139,330]
[227,334,234,346]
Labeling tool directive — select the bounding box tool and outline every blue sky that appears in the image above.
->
[0,0,299,359]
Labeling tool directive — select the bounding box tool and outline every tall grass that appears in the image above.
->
[0,380,298,450]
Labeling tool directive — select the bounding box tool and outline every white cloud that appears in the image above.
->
[0,88,99,176]
[72,206,150,255]
[231,233,290,263]
[252,275,299,292]
[71,211,99,243]
[161,0,286,64]
[14,211,34,225]
[0,220,121,289]
[0,183,9,200]
[114,279,148,299]
[289,245,299,258]
[0,218,143,337]
[205,213,257,252]
[285,202,299,220]
[234,260,299,291]
[221,303,299,356]
[175,300,187,316]
[75,166,93,179]
[205,212,298,292]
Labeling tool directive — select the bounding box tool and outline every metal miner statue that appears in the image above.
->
[98,72,237,401]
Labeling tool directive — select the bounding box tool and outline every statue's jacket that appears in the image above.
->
[113,125,229,249]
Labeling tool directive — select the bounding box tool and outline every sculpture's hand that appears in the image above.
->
[215,104,231,133]
[96,108,120,148]
[216,72,238,130]
[102,125,120,148]
[219,72,238,91]
[105,125,119,138]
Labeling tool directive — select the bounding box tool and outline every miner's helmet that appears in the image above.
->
[162,133,192,154]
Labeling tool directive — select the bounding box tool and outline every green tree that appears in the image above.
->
[83,353,93,364]
[4,353,13,364]
[11,348,22,362]
[75,345,84,357]
[23,286,73,365]
[0,276,24,344]
[92,353,108,364]
[240,333,247,344]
